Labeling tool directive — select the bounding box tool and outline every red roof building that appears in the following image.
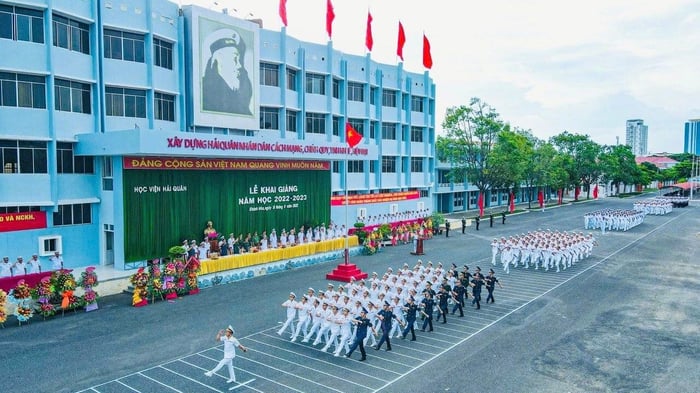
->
[635,156,679,169]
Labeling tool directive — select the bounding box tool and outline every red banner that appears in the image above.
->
[124,157,330,171]
[0,211,47,232]
[331,191,419,206]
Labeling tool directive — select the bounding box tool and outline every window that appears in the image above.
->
[454,193,464,208]
[382,89,396,107]
[348,160,364,173]
[381,123,397,140]
[369,161,376,173]
[260,107,279,130]
[381,156,396,173]
[154,92,175,121]
[348,119,364,137]
[402,93,409,110]
[102,157,113,190]
[411,126,424,142]
[332,78,340,99]
[0,72,46,109]
[347,82,364,102]
[411,96,424,112]
[53,203,91,226]
[0,205,40,214]
[54,78,91,114]
[332,116,340,136]
[286,68,297,91]
[105,86,146,118]
[305,113,326,135]
[53,14,89,54]
[57,142,93,174]
[261,63,279,87]
[370,122,376,139]
[305,73,325,95]
[332,161,339,173]
[286,110,298,132]
[104,29,145,63]
[411,157,423,172]
[0,5,44,43]
[38,235,62,256]
[0,139,47,173]
[491,193,498,203]
[370,87,377,105]
[153,38,173,69]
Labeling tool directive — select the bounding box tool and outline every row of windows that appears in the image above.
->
[0,5,44,44]
[2,72,174,121]
[0,205,41,214]
[0,72,46,109]
[1,9,175,70]
[260,63,427,111]
[259,107,427,141]
[334,157,424,174]
[1,140,94,174]
[53,203,91,226]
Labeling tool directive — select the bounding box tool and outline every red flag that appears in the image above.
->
[346,123,362,148]
[365,11,373,52]
[537,191,544,208]
[557,189,563,205]
[279,0,288,27]
[397,22,406,61]
[575,186,580,200]
[509,192,515,213]
[326,0,335,39]
[477,192,484,217]
[422,34,433,69]
[593,184,599,199]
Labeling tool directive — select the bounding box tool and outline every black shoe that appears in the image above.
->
[345,354,351,358]
[428,328,433,332]
[359,357,366,361]
[459,314,464,317]
[476,306,480,310]
[386,347,391,351]
[410,338,416,341]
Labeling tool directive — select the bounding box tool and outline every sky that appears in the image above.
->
[186,0,700,154]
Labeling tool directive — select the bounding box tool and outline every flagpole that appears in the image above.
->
[344,157,349,264]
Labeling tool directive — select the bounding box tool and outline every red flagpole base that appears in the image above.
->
[326,249,367,282]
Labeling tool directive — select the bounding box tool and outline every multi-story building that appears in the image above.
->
[684,119,700,155]
[625,119,648,156]
[0,1,435,270]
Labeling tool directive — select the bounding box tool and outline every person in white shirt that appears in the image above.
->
[291,295,313,342]
[26,254,41,274]
[277,292,298,337]
[0,256,12,277]
[204,325,247,383]
[13,256,26,276]
[49,251,64,270]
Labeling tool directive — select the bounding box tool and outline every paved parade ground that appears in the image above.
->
[3,196,699,393]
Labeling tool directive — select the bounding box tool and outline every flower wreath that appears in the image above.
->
[36,276,56,317]
[0,289,7,324]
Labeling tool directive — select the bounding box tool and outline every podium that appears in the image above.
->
[410,237,425,255]
[326,262,368,282]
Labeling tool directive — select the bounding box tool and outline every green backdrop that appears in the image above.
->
[123,169,330,262]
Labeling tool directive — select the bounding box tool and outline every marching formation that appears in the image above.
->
[277,261,502,360]
[583,209,646,233]
[632,199,673,215]
[490,231,598,273]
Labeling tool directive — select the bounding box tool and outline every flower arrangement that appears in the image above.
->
[15,305,33,322]
[79,267,99,288]
[148,263,163,297]
[50,269,77,305]
[186,256,201,294]
[11,280,32,300]
[130,267,150,307]
[36,277,55,318]
[0,289,7,324]
[163,262,178,299]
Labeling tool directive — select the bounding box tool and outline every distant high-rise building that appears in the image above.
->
[684,119,700,155]
[626,119,648,156]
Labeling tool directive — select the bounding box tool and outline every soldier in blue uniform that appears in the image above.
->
[436,286,449,324]
[374,301,401,351]
[451,279,466,317]
[346,308,374,361]
[420,292,435,332]
[470,273,484,310]
[400,296,419,341]
[484,268,503,303]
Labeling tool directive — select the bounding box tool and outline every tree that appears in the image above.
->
[550,131,602,200]
[438,98,506,210]
[523,139,558,208]
[600,145,639,194]
[489,127,532,192]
